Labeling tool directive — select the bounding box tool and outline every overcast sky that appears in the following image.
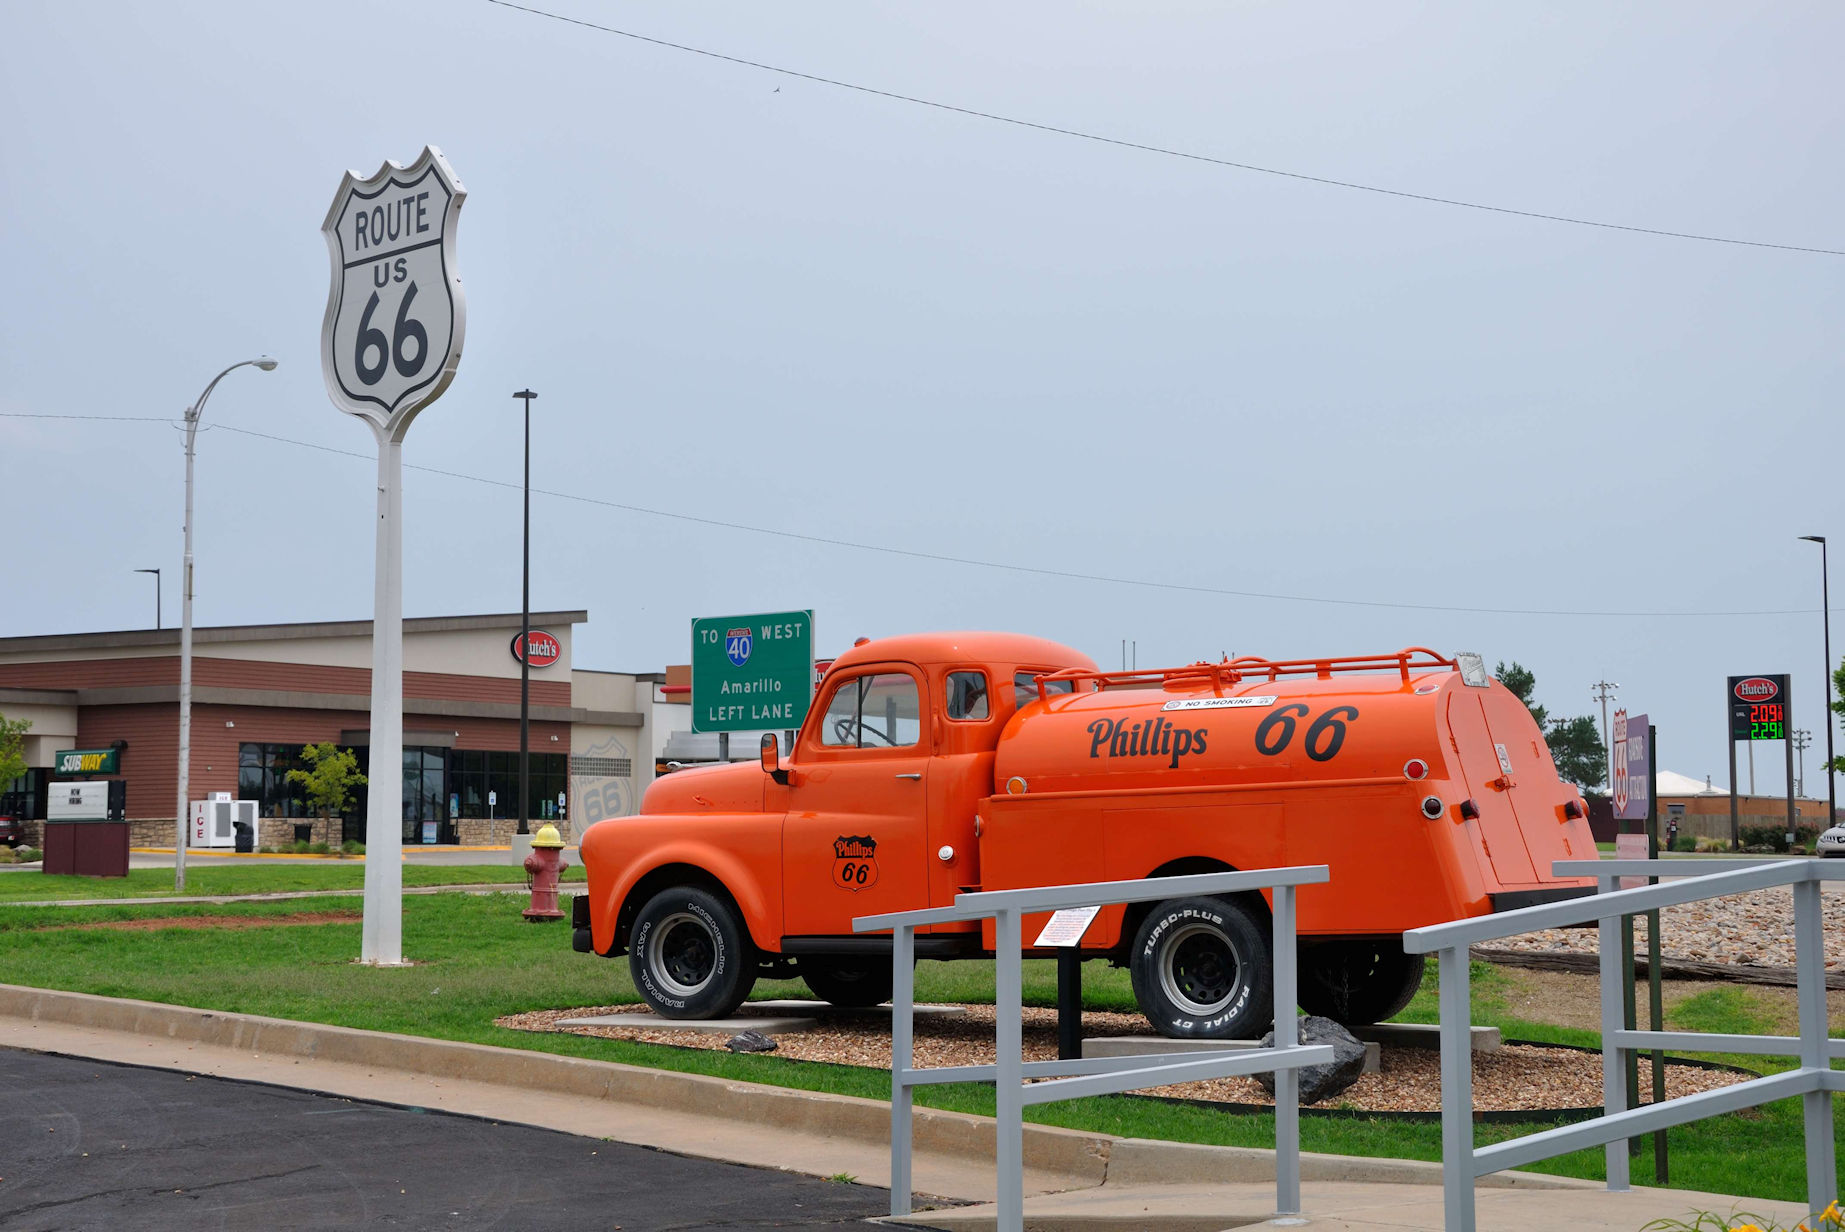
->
[4,2,1841,795]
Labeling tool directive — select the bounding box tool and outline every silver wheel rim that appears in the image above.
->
[647,911,717,997]
[1157,920,1242,1018]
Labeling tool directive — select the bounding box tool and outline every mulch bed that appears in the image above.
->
[497,1003,1749,1114]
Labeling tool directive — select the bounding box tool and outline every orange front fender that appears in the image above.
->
[583,814,783,955]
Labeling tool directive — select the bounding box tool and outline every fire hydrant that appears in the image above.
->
[522,823,569,922]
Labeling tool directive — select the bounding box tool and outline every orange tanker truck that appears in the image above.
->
[574,632,1597,1039]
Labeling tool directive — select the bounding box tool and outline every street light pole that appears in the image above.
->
[174,357,276,892]
[134,568,161,629]
[513,389,536,838]
[1799,536,1835,826]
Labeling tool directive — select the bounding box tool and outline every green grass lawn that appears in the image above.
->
[0,892,1836,1207]
[0,862,585,902]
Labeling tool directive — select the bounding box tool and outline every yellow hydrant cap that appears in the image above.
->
[530,824,566,849]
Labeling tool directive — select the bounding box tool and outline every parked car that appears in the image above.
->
[1817,825,1845,858]
[0,815,23,848]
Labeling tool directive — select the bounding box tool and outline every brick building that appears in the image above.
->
[0,611,661,850]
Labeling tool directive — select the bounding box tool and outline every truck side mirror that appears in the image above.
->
[760,733,789,785]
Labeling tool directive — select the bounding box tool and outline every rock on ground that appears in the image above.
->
[1256,1015,1367,1105]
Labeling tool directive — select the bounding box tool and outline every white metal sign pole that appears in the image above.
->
[322,147,467,967]
[360,429,405,963]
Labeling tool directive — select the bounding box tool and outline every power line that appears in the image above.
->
[4,409,1814,620]
[483,0,1843,259]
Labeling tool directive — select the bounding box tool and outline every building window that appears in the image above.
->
[238,744,314,818]
[1,768,48,820]
[447,749,567,821]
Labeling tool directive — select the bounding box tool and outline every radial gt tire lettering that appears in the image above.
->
[628,885,757,1019]
[1129,895,1274,1040]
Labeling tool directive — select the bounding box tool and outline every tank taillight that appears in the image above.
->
[1404,758,1429,780]
[1420,795,1445,820]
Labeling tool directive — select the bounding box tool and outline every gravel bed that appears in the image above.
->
[497,1004,1747,1113]
[1490,883,1845,970]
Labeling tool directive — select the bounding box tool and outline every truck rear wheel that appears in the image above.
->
[629,886,757,1019]
[801,957,895,1007]
[1130,896,1273,1039]
[1298,940,1425,1025]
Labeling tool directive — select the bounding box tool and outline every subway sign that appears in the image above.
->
[54,747,118,775]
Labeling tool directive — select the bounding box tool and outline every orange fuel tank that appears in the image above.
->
[975,649,1596,942]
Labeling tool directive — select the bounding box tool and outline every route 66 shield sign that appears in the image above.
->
[320,147,466,436]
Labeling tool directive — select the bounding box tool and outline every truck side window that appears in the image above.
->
[819,672,922,748]
[1014,670,1075,707]
[945,671,989,720]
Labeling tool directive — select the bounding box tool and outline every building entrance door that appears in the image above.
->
[401,747,455,845]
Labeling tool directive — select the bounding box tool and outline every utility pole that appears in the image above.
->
[1794,729,1812,798]
[1591,679,1621,795]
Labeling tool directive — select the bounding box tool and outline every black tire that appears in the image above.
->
[801,957,895,1007]
[1297,939,1426,1025]
[1129,896,1273,1039]
[628,886,757,1019]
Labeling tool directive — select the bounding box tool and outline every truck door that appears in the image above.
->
[1446,692,1539,884]
[781,665,932,938]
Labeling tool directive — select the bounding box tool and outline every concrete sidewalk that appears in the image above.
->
[0,984,1818,1231]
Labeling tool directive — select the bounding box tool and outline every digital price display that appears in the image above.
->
[1728,674,1791,742]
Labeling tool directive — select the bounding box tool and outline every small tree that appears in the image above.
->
[286,743,365,851]
[1494,661,1608,793]
[0,713,31,792]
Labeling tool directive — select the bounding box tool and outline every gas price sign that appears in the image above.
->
[1728,674,1791,742]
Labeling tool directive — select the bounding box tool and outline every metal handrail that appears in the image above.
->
[1403,858,1840,1231]
[853,865,1333,1230]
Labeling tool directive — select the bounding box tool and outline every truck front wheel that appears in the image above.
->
[1298,940,1425,1025]
[629,886,757,1019]
[1130,897,1273,1039]
[801,957,895,1007]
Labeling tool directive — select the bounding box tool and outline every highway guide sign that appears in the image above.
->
[692,611,814,733]
[320,146,467,436]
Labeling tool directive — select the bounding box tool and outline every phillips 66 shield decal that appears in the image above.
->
[320,146,466,436]
[832,835,880,892]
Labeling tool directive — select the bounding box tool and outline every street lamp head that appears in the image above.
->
[253,357,278,371]
[1799,535,1825,545]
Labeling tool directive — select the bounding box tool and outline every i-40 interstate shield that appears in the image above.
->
[320,146,466,436]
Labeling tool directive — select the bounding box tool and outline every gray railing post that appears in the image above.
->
[1598,874,1630,1191]
[994,907,1024,1231]
[1794,878,1837,1214]
[890,922,916,1217]
[1437,944,1475,1232]
[1272,883,1301,1216]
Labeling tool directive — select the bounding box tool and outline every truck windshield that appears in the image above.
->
[819,672,922,748]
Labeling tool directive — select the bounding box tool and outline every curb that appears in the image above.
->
[0,984,1587,1195]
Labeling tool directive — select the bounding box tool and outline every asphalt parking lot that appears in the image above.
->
[0,1049,892,1231]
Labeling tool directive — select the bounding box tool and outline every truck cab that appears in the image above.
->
[576,632,1597,1038]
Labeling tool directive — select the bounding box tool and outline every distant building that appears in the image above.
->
[0,611,668,849]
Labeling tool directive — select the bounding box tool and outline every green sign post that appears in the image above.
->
[54,747,119,775]
[691,610,814,733]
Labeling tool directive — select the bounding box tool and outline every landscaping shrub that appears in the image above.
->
[1737,822,1819,854]
[341,840,366,856]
